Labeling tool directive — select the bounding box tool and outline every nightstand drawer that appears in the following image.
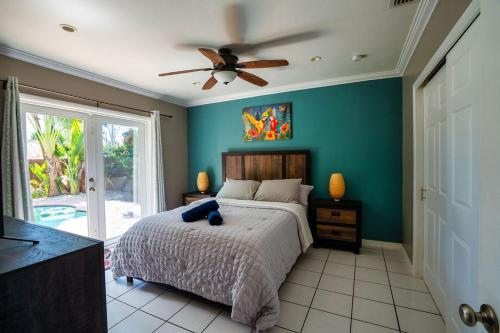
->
[316,224,356,242]
[316,208,357,224]
[182,191,217,206]
[185,196,204,205]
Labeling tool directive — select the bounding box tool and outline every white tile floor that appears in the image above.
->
[105,246,445,333]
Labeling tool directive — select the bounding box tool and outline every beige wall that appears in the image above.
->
[0,54,188,209]
[402,0,471,259]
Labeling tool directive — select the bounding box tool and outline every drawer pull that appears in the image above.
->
[316,208,356,224]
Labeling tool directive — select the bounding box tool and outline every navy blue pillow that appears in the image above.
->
[207,210,223,226]
[181,200,219,222]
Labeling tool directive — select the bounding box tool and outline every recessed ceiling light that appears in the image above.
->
[192,81,201,85]
[352,54,368,62]
[59,24,77,33]
[310,56,322,62]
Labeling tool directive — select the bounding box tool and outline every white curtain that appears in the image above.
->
[1,77,34,221]
[152,110,166,212]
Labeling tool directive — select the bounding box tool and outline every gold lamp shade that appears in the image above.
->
[329,173,345,201]
[197,172,209,193]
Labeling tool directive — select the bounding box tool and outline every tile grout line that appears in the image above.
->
[108,249,426,332]
[298,251,329,333]
[113,287,196,332]
[382,248,403,332]
[287,249,442,331]
[153,321,195,333]
[349,252,357,333]
[291,250,430,331]
[111,279,240,333]
[284,280,419,307]
[200,308,225,333]
[108,301,141,330]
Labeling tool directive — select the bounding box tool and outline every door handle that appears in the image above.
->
[88,177,95,192]
[459,304,499,333]
[420,186,427,200]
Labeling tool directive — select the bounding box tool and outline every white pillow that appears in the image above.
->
[254,179,302,203]
[216,179,261,200]
[299,184,314,205]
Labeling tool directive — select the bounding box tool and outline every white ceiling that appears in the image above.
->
[0,0,419,106]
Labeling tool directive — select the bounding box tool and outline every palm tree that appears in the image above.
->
[61,119,84,194]
[28,114,63,197]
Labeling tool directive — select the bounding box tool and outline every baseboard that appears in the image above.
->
[362,239,404,250]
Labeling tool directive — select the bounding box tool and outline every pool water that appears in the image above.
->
[33,205,87,228]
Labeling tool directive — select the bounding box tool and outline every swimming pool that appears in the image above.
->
[33,205,87,228]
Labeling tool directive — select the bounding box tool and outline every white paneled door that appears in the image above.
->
[423,65,448,316]
[424,15,500,333]
[445,20,480,333]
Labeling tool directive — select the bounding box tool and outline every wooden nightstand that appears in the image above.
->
[310,199,362,253]
[182,191,217,205]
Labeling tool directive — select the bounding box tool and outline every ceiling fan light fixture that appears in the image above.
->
[213,70,238,85]
[192,81,201,85]
[310,56,322,62]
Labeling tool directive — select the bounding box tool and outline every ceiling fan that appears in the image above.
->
[158,47,289,90]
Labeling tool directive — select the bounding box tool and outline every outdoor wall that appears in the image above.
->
[0,54,188,209]
[401,0,471,259]
[188,78,402,243]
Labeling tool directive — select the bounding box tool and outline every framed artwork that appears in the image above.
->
[242,102,292,141]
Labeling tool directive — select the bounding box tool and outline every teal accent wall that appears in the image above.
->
[187,77,402,242]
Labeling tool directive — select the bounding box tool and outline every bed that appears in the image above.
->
[111,150,314,331]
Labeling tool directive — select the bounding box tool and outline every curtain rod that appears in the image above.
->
[1,79,173,119]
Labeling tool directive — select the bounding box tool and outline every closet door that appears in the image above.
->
[444,20,481,333]
[424,20,483,333]
[424,20,485,332]
[423,65,448,315]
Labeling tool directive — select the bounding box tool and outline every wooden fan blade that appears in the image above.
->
[158,68,212,76]
[238,60,289,69]
[202,76,217,90]
[198,48,226,65]
[237,71,268,87]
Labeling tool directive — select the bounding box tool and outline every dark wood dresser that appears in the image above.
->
[310,199,362,253]
[0,217,107,333]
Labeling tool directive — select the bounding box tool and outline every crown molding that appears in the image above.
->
[395,0,438,75]
[5,9,434,110]
[187,70,400,107]
[0,45,188,107]
[1,44,400,108]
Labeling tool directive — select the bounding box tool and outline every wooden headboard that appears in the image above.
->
[222,150,311,185]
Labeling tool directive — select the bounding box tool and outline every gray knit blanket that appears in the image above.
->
[111,198,313,331]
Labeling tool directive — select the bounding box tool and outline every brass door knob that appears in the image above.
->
[459,304,499,333]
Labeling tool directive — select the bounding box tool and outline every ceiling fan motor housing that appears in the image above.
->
[217,48,239,69]
[212,48,239,84]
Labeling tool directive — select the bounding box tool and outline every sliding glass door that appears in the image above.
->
[22,99,150,242]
